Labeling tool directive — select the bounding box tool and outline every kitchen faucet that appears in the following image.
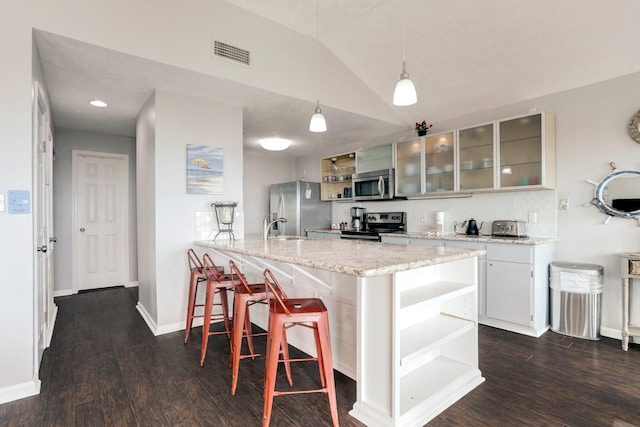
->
[263,213,287,240]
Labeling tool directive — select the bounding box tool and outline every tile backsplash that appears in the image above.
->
[331,189,557,237]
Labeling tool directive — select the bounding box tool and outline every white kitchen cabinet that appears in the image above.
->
[424,131,456,193]
[486,260,532,326]
[457,122,496,191]
[388,236,556,337]
[394,257,482,424]
[395,138,422,196]
[395,131,456,197]
[356,144,393,173]
[497,111,555,189]
[351,256,484,426]
[482,242,555,337]
[457,111,555,192]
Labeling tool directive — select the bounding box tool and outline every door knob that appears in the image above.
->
[37,245,48,253]
[80,228,85,232]
[49,237,57,243]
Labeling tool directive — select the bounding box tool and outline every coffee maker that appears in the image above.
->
[350,207,366,231]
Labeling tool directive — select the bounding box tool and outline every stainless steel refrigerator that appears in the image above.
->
[269,181,331,237]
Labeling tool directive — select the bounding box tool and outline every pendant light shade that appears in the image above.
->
[309,101,327,132]
[393,61,417,106]
[393,0,417,106]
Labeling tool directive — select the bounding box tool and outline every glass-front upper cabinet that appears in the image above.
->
[355,144,393,173]
[395,138,422,195]
[497,111,555,189]
[424,131,455,193]
[458,122,495,191]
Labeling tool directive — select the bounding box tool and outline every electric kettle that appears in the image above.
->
[454,218,484,236]
[466,218,479,235]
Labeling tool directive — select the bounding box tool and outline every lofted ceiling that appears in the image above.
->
[35,0,640,158]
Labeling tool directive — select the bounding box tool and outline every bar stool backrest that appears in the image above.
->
[228,260,254,293]
[202,253,223,280]
[187,248,203,271]
[263,268,291,316]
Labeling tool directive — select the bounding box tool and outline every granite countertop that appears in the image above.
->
[305,229,557,245]
[195,236,484,277]
[399,232,558,245]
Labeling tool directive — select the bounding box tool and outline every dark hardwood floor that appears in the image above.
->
[1,286,639,426]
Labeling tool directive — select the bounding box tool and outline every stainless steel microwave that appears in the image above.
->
[352,169,394,201]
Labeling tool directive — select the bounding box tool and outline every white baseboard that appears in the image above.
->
[0,379,40,405]
[45,304,58,348]
[135,301,159,335]
[126,281,139,288]
[53,289,74,297]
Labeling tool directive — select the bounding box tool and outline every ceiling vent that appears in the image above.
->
[213,40,250,66]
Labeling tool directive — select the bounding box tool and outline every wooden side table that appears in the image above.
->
[620,253,640,351]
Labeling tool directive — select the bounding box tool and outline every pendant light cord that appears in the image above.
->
[401,0,406,63]
[315,0,320,101]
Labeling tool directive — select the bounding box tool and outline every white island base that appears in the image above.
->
[350,257,484,427]
[196,239,484,426]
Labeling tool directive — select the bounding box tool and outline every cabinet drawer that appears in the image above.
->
[486,243,532,263]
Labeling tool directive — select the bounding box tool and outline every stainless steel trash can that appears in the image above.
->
[550,262,604,340]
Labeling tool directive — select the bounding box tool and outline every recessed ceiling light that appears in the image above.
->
[259,138,291,151]
[89,100,108,107]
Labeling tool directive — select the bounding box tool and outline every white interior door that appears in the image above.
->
[73,151,129,292]
[34,82,56,369]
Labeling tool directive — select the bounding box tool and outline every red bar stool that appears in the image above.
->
[227,260,291,396]
[199,253,239,367]
[262,268,339,427]
[184,249,224,344]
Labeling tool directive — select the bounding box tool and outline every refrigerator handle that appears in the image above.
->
[278,192,285,233]
[279,192,284,218]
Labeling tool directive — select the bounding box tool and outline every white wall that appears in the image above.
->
[243,151,298,234]
[52,129,138,294]
[136,93,158,324]
[136,90,243,332]
[0,20,39,402]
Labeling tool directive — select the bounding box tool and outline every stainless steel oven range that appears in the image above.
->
[340,212,406,242]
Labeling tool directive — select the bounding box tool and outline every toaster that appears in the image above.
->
[491,220,528,238]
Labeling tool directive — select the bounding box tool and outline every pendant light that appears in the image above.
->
[309,0,327,132]
[393,1,417,106]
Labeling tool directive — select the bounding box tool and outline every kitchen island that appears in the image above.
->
[195,236,485,427]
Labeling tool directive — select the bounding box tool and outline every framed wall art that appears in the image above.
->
[187,144,223,194]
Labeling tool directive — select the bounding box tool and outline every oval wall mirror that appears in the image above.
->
[590,166,640,223]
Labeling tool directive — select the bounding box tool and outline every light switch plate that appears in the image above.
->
[0,193,4,212]
[528,211,537,223]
